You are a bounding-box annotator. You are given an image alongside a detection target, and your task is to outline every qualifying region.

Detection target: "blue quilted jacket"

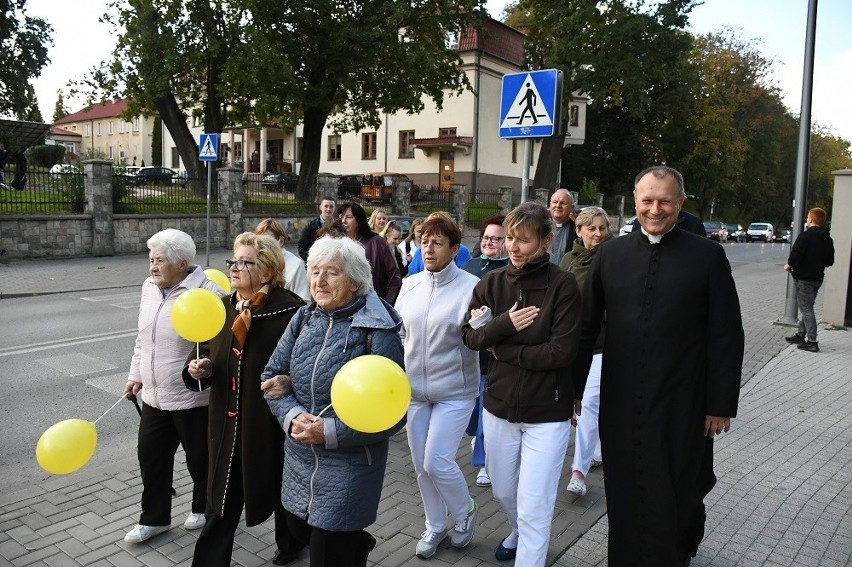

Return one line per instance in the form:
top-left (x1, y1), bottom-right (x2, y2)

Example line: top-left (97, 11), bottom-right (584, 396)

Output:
top-left (263, 291), bottom-right (405, 531)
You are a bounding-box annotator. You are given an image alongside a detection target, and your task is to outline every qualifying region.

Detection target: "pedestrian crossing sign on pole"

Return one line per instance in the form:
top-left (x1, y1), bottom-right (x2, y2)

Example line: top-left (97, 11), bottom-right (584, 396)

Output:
top-left (198, 133), bottom-right (219, 162)
top-left (499, 69), bottom-right (563, 139)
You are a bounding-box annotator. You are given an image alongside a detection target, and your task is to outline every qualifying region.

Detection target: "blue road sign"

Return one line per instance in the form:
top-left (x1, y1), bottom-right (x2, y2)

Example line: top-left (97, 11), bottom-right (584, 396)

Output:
top-left (198, 133), bottom-right (219, 162)
top-left (499, 69), bottom-right (563, 139)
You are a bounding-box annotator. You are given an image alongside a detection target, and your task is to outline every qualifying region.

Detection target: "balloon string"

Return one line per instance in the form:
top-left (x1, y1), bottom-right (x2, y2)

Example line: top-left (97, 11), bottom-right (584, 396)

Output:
top-left (94, 394), bottom-right (128, 424)
top-left (197, 343), bottom-right (201, 391)
top-left (313, 403), bottom-right (333, 423)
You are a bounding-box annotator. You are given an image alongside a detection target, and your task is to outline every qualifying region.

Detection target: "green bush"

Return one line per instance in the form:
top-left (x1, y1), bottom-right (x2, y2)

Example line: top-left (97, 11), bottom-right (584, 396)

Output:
top-left (58, 174), bottom-right (85, 212)
top-left (28, 145), bottom-right (68, 168)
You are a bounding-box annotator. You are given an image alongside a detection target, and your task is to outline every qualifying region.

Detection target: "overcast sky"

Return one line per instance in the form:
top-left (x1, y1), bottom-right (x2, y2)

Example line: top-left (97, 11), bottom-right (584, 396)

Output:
top-left (24, 0), bottom-right (852, 142)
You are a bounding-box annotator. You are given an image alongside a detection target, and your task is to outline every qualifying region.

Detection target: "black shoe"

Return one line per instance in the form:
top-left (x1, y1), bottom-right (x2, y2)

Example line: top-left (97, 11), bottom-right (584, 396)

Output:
top-left (356, 533), bottom-right (377, 567)
top-left (272, 549), bottom-right (301, 565)
top-left (785, 334), bottom-right (805, 344)
top-left (495, 541), bottom-right (517, 561)
top-left (797, 341), bottom-right (820, 352)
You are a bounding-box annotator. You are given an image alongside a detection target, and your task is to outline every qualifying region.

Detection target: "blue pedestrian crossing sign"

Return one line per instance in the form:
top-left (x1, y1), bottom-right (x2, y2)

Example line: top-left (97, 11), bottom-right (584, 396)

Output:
top-left (499, 69), bottom-right (563, 139)
top-left (198, 133), bottom-right (219, 162)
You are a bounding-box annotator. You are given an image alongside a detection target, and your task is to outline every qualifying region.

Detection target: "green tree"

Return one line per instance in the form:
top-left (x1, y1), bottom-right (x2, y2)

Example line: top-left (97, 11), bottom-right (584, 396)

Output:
top-left (0, 0), bottom-right (52, 117)
top-left (229, 0), bottom-right (484, 199)
top-left (512, 0), bottom-right (696, 192)
top-left (807, 127), bottom-right (852, 214)
top-left (53, 89), bottom-right (70, 122)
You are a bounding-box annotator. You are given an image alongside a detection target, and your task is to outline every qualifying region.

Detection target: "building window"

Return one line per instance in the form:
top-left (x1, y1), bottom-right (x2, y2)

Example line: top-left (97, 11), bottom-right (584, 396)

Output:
top-left (328, 135), bottom-right (342, 161)
top-left (133, 117), bottom-right (140, 132)
top-left (119, 121), bottom-right (125, 134)
top-left (362, 132), bottom-right (376, 160)
top-left (171, 147), bottom-right (180, 169)
top-left (108, 121), bottom-right (113, 134)
top-left (438, 127), bottom-right (456, 137)
top-left (96, 123), bottom-right (102, 136)
top-left (399, 130), bottom-right (415, 158)
top-left (84, 124), bottom-right (90, 137)
top-left (108, 146), bottom-right (113, 159)
top-left (511, 140), bottom-right (517, 164)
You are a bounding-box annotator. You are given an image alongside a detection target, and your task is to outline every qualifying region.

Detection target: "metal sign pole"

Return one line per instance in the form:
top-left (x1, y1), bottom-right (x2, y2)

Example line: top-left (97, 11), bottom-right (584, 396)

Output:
top-left (521, 139), bottom-right (532, 203)
top-left (206, 161), bottom-right (212, 266)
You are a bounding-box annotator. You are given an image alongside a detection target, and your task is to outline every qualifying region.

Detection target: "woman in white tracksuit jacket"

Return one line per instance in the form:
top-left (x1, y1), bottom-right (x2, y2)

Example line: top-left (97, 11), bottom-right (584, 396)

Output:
top-left (123, 229), bottom-right (225, 544)
top-left (395, 214), bottom-right (481, 560)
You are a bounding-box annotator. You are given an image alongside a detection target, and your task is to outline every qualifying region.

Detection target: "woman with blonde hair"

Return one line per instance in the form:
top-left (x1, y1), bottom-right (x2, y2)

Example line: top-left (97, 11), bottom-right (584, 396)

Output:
top-left (462, 202), bottom-right (582, 565)
top-left (185, 232), bottom-right (306, 566)
top-left (367, 208), bottom-right (388, 233)
top-left (254, 218), bottom-right (310, 302)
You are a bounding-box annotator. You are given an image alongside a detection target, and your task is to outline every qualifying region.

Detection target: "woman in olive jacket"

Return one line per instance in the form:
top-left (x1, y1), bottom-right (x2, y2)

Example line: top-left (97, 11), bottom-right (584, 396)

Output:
top-left (184, 233), bottom-right (305, 567)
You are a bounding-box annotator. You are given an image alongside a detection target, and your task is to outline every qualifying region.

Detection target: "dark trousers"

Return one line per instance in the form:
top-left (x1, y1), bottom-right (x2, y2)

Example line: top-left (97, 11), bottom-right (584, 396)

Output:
top-left (137, 402), bottom-right (208, 526)
top-left (192, 441), bottom-right (300, 567)
top-left (285, 510), bottom-right (374, 567)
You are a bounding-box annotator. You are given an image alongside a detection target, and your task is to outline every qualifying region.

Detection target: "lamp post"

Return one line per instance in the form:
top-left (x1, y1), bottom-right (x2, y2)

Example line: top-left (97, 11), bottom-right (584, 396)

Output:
top-left (777, 0), bottom-right (818, 326)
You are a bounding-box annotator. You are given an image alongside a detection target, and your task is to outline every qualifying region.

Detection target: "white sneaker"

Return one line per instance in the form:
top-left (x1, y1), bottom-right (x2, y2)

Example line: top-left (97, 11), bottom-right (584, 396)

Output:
top-left (450, 500), bottom-right (478, 548)
top-left (124, 524), bottom-right (169, 543)
top-left (183, 513), bottom-right (206, 530)
top-left (415, 528), bottom-right (449, 558)
top-left (566, 477), bottom-right (587, 496)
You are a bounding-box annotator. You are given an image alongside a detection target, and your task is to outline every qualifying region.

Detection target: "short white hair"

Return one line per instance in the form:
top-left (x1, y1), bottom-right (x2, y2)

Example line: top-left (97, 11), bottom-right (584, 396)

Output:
top-left (307, 237), bottom-right (373, 297)
top-left (146, 229), bottom-right (196, 265)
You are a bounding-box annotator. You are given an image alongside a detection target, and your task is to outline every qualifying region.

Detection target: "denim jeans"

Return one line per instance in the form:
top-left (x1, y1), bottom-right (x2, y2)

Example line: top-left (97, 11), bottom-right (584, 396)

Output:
top-left (795, 279), bottom-right (822, 341)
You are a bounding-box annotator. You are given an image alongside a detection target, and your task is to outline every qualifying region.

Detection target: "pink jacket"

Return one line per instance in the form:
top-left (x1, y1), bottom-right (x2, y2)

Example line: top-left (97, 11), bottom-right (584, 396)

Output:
top-left (128, 265), bottom-right (224, 410)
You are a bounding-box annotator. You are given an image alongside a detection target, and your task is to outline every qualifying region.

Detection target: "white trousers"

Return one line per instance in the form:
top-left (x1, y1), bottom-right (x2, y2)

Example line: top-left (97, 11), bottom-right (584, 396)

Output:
top-left (407, 398), bottom-right (476, 533)
top-left (484, 410), bottom-right (571, 566)
top-left (572, 353), bottom-right (603, 475)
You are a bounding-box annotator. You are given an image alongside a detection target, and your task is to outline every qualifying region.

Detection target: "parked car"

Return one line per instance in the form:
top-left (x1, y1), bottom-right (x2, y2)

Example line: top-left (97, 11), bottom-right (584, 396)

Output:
top-left (726, 223), bottom-right (746, 243)
top-left (773, 228), bottom-right (792, 243)
top-left (703, 220), bottom-right (729, 243)
top-left (50, 163), bottom-right (81, 177)
top-left (619, 216), bottom-right (637, 237)
top-left (362, 172), bottom-right (420, 202)
top-left (128, 166), bottom-right (178, 185)
top-left (171, 170), bottom-right (190, 187)
top-left (338, 174), bottom-right (365, 199)
top-left (746, 222), bottom-right (774, 242)
top-left (261, 172), bottom-right (298, 192)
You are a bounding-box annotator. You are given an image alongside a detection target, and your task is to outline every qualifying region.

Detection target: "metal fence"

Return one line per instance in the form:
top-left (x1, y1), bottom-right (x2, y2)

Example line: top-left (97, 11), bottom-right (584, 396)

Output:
top-left (242, 176), bottom-right (320, 216)
top-left (115, 175), bottom-right (219, 214)
top-left (0, 169), bottom-right (86, 214)
top-left (410, 185), bottom-right (453, 217)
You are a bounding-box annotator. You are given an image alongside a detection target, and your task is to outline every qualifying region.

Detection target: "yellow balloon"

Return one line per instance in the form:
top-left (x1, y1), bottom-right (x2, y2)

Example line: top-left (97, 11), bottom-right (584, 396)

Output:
top-left (204, 268), bottom-right (231, 293)
top-left (171, 288), bottom-right (226, 343)
top-left (330, 355), bottom-right (411, 433)
top-left (36, 419), bottom-right (98, 475)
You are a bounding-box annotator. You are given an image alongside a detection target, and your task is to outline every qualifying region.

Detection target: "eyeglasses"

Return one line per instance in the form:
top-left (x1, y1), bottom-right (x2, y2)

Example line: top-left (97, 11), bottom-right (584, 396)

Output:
top-left (225, 259), bottom-right (256, 271)
top-left (481, 236), bottom-right (505, 243)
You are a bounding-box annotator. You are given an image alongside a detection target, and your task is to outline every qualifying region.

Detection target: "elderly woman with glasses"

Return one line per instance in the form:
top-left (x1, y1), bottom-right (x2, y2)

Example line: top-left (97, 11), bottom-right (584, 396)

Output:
top-left (123, 229), bottom-right (226, 545)
top-left (263, 237), bottom-right (405, 567)
top-left (184, 232), bottom-right (306, 567)
top-left (560, 207), bottom-right (612, 497)
top-left (461, 213), bottom-right (508, 488)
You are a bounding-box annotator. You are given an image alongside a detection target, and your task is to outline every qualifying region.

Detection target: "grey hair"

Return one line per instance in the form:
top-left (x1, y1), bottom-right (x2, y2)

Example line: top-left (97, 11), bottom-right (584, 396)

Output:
top-left (633, 165), bottom-right (686, 197)
top-left (307, 237), bottom-right (374, 297)
top-left (146, 229), bottom-right (196, 264)
top-left (574, 207), bottom-right (609, 229)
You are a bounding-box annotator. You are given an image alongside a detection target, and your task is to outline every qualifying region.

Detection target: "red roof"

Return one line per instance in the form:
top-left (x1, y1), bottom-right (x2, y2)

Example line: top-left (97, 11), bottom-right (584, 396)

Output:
top-left (49, 126), bottom-right (81, 138)
top-left (54, 99), bottom-right (130, 125)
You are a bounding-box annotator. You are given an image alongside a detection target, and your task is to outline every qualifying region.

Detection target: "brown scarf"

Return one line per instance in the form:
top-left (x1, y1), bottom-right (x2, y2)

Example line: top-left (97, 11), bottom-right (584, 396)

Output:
top-left (231, 284), bottom-right (270, 349)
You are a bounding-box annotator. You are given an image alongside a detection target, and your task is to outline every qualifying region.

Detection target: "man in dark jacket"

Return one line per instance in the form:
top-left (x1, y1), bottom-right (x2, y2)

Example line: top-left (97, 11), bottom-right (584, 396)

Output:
top-left (784, 207), bottom-right (835, 352)
top-left (297, 196), bottom-right (335, 260)
top-left (576, 165), bottom-right (743, 566)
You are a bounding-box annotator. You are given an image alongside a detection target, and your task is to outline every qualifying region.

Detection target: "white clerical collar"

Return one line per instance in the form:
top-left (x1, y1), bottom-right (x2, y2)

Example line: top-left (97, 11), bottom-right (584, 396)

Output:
top-left (640, 225), bottom-right (676, 244)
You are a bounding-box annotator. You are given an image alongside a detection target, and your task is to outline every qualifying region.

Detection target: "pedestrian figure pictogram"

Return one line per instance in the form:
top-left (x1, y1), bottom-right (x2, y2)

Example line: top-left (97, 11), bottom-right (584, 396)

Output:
top-left (499, 70), bottom-right (561, 138)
